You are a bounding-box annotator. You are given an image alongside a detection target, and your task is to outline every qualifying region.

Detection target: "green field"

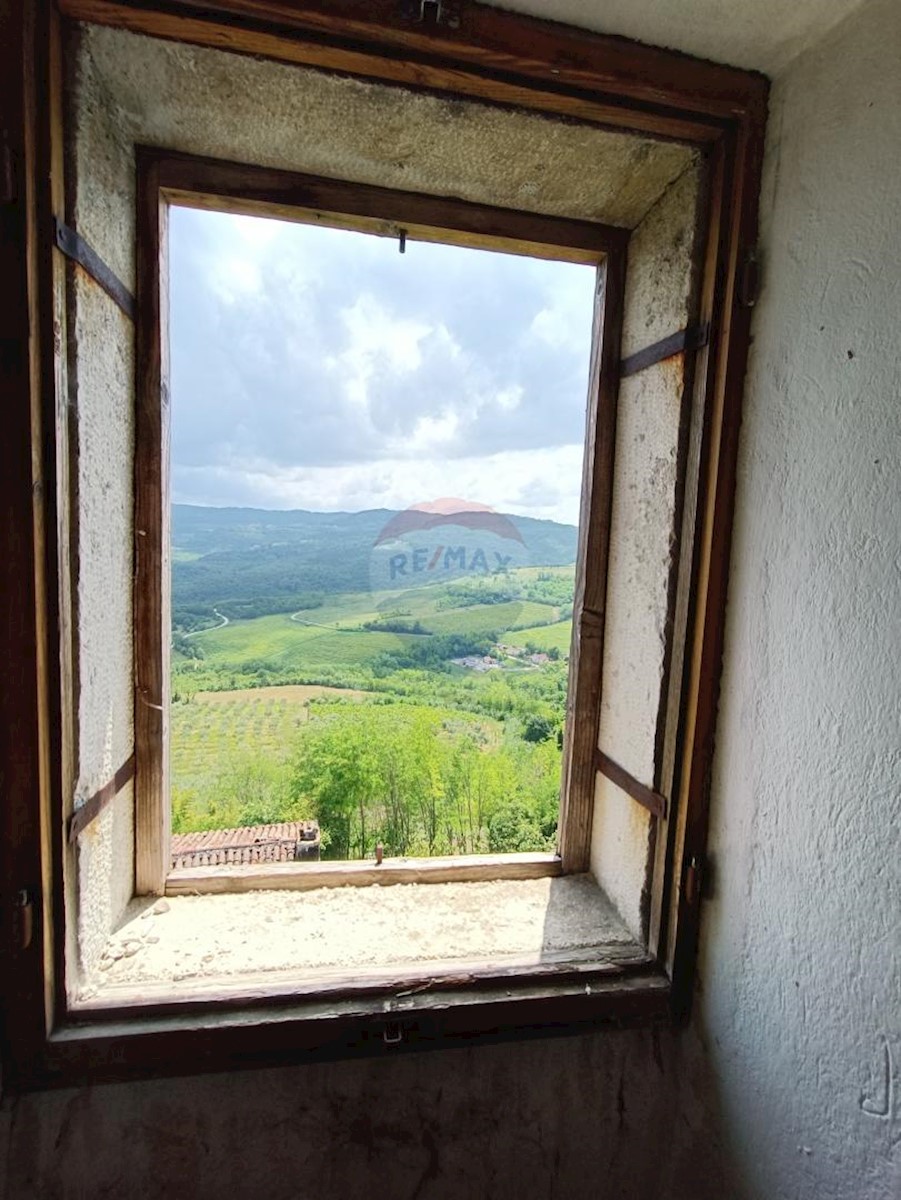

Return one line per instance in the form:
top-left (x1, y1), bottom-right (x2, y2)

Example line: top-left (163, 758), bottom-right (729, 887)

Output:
top-left (182, 584), bottom-right (561, 670)
top-left (171, 686), bottom-right (562, 856)
top-left (190, 613), bottom-right (422, 669)
top-left (168, 683), bottom-right (537, 848)
top-left (170, 559), bottom-right (575, 850)
top-left (419, 599), bottom-right (556, 636)
top-left (171, 684), bottom-right (367, 778)
top-left (503, 619), bottom-right (573, 654)
top-left (171, 684), bottom-right (370, 832)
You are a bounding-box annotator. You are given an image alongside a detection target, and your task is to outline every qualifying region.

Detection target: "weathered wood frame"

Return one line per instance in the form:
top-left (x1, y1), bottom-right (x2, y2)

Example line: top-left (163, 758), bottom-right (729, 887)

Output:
top-left (134, 148), bottom-right (625, 896)
top-left (0, 0), bottom-right (768, 1087)
top-left (167, 850), bottom-right (564, 894)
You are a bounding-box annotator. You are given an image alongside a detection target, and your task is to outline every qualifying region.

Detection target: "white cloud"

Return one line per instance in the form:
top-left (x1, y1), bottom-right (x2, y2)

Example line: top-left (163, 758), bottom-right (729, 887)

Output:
top-left (227, 210), bottom-right (284, 249)
top-left (173, 443), bottom-right (586, 526)
top-left (169, 205), bottom-right (596, 521)
top-left (495, 385), bottom-right (523, 412)
top-left (337, 293), bottom-right (435, 417)
top-left (341, 294), bottom-right (432, 374)
top-left (394, 410), bottom-right (461, 456)
top-left (210, 254), bottom-right (263, 303)
top-left (531, 271), bottom-right (597, 352)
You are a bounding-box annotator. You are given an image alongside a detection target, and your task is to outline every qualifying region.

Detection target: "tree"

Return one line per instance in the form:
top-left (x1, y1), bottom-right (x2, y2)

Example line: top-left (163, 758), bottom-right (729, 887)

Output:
top-left (291, 710), bottom-right (382, 858)
top-left (522, 713), bottom-right (555, 743)
top-left (289, 701), bottom-right (562, 859)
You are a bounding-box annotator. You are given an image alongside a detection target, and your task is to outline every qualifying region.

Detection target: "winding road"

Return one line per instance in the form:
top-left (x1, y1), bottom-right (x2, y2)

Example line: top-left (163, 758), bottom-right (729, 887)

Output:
top-left (184, 608), bottom-right (229, 637)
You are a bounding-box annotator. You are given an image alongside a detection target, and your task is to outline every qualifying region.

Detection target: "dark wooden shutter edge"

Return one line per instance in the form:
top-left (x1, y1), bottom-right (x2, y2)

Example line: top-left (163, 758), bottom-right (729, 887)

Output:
top-left (596, 750), bottom-right (667, 819)
top-left (53, 217), bottom-right (136, 321)
top-left (68, 754), bottom-right (136, 843)
top-left (620, 323), bottom-right (709, 379)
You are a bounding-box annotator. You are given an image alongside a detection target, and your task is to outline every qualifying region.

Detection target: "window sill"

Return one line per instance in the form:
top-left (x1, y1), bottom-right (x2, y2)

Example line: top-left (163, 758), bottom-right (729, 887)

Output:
top-left (43, 964), bottom-right (670, 1087)
top-left (80, 872), bottom-right (631, 999)
top-left (33, 873), bottom-right (671, 1087)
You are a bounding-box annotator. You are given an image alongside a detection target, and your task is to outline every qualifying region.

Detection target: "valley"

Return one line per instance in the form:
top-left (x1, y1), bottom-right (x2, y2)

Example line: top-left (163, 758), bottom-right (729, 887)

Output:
top-left (170, 504), bottom-right (577, 859)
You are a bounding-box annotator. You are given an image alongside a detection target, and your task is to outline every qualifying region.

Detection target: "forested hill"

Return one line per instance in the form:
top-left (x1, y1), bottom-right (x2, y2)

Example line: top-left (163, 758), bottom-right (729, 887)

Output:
top-left (172, 504), bottom-right (577, 618)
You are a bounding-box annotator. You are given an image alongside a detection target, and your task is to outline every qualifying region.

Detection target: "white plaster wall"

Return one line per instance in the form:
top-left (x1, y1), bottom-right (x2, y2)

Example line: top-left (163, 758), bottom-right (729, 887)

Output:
top-left (685, 0), bottom-right (901, 1193)
top-left (591, 359), bottom-right (681, 936)
top-left (68, 28), bottom-right (136, 290)
top-left (488, 0), bottom-right (868, 74)
top-left (620, 167), bottom-right (701, 361)
top-left (68, 216), bottom-right (136, 969)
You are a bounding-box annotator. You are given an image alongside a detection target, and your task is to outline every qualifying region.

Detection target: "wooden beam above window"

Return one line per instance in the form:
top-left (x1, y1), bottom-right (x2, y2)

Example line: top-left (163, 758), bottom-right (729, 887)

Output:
top-left (152, 148), bottom-right (628, 264)
top-left (58, 0), bottom-right (768, 145)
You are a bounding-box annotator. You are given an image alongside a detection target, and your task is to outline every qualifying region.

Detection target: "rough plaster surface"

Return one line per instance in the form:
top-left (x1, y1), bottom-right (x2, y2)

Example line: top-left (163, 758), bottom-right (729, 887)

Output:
top-left (491, 0), bottom-right (867, 73)
top-left (68, 27), bottom-right (136, 291)
top-left (77, 22), bottom-right (695, 234)
top-left (3, 1029), bottom-right (737, 1200)
top-left (14, 2), bottom-right (894, 1197)
top-left (590, 360), bottom-right (683, 938)
top-left (75, 789), bottom-right (134, 980)
top-left (599, 361), bottom-right (682, 785)
top-left (72, 275), bottom-right (134, 797)
top-left (620, 166), bottom-right (701, 358)
top-left (79, 875), bottom-right (633, 995)
top-left (686, 0), bottom-right (901, 1194)
top-left (591, 777), bottom-right (652, 943)
top-left (71, 270), bottom-right (135, 974)
top-left (591, 164), bottom-right (697, 938)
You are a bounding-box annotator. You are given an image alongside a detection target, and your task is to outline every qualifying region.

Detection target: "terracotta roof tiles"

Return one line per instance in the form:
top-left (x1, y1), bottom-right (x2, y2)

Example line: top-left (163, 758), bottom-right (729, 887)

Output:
top-left (170, 821), bottom-right (320, 870)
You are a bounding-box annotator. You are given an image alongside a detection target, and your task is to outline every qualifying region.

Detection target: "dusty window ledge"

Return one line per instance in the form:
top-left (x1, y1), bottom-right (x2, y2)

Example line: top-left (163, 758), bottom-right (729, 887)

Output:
top-left (73, 874), bottom-right (661, 1010)
top-left (75, 943), bottom-right (663, 1014)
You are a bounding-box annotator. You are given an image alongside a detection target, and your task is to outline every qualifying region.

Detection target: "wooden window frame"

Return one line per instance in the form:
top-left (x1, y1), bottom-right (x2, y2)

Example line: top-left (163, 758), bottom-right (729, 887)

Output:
top-left (0, 0), bottom-right (768, 1089)
top-left (134, 148), bottom-right (628, 897)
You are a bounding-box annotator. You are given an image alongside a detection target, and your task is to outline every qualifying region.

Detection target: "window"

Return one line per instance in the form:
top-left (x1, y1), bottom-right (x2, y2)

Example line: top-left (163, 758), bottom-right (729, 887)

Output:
top-left (136, 155), bottom-right (618, 904)
top-left (1, 0), bottom-right (767, 1087)
top-left (89, 153), bottom-right (650, 997)
top-left (165, 202), bottom-right (597, 871)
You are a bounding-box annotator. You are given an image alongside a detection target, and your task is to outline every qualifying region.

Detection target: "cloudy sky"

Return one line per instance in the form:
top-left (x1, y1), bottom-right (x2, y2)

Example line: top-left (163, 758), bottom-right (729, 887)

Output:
top-left (169, 205), bottom-right (596, 526)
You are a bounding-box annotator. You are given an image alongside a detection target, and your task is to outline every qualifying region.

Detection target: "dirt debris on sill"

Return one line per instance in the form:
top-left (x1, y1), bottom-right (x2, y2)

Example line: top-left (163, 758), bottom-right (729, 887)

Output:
top-left (80, 875), bottom-right (634, 998)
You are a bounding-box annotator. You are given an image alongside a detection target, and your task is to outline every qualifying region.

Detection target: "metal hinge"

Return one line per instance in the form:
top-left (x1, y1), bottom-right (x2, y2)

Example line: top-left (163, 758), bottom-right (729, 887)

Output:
top-left (16, 888), bottom-right (35, 949)
top-left (398, 0), bottom-right (461, 29)
top-left (0, 130), bottom-right (16, 205)
top-left (382, 1020), bottom-right (404, 1045)
top-left (683, 854), bottom-right (705, 908)
top-left (737, 245), bottom-right (761, 308)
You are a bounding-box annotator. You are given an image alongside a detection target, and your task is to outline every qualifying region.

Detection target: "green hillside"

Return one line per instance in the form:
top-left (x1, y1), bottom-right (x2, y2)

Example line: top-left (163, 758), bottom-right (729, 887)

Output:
top-left (421, 599), bottom-right (556, 636)
top-left (192, 613), bottom-right (423, 669)
top-left (169, 513), bottom-right (577, 856)
top-left (172, 503), bottom-right (577, 630)
top-left (504, 619), bottom-right (573, 654)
